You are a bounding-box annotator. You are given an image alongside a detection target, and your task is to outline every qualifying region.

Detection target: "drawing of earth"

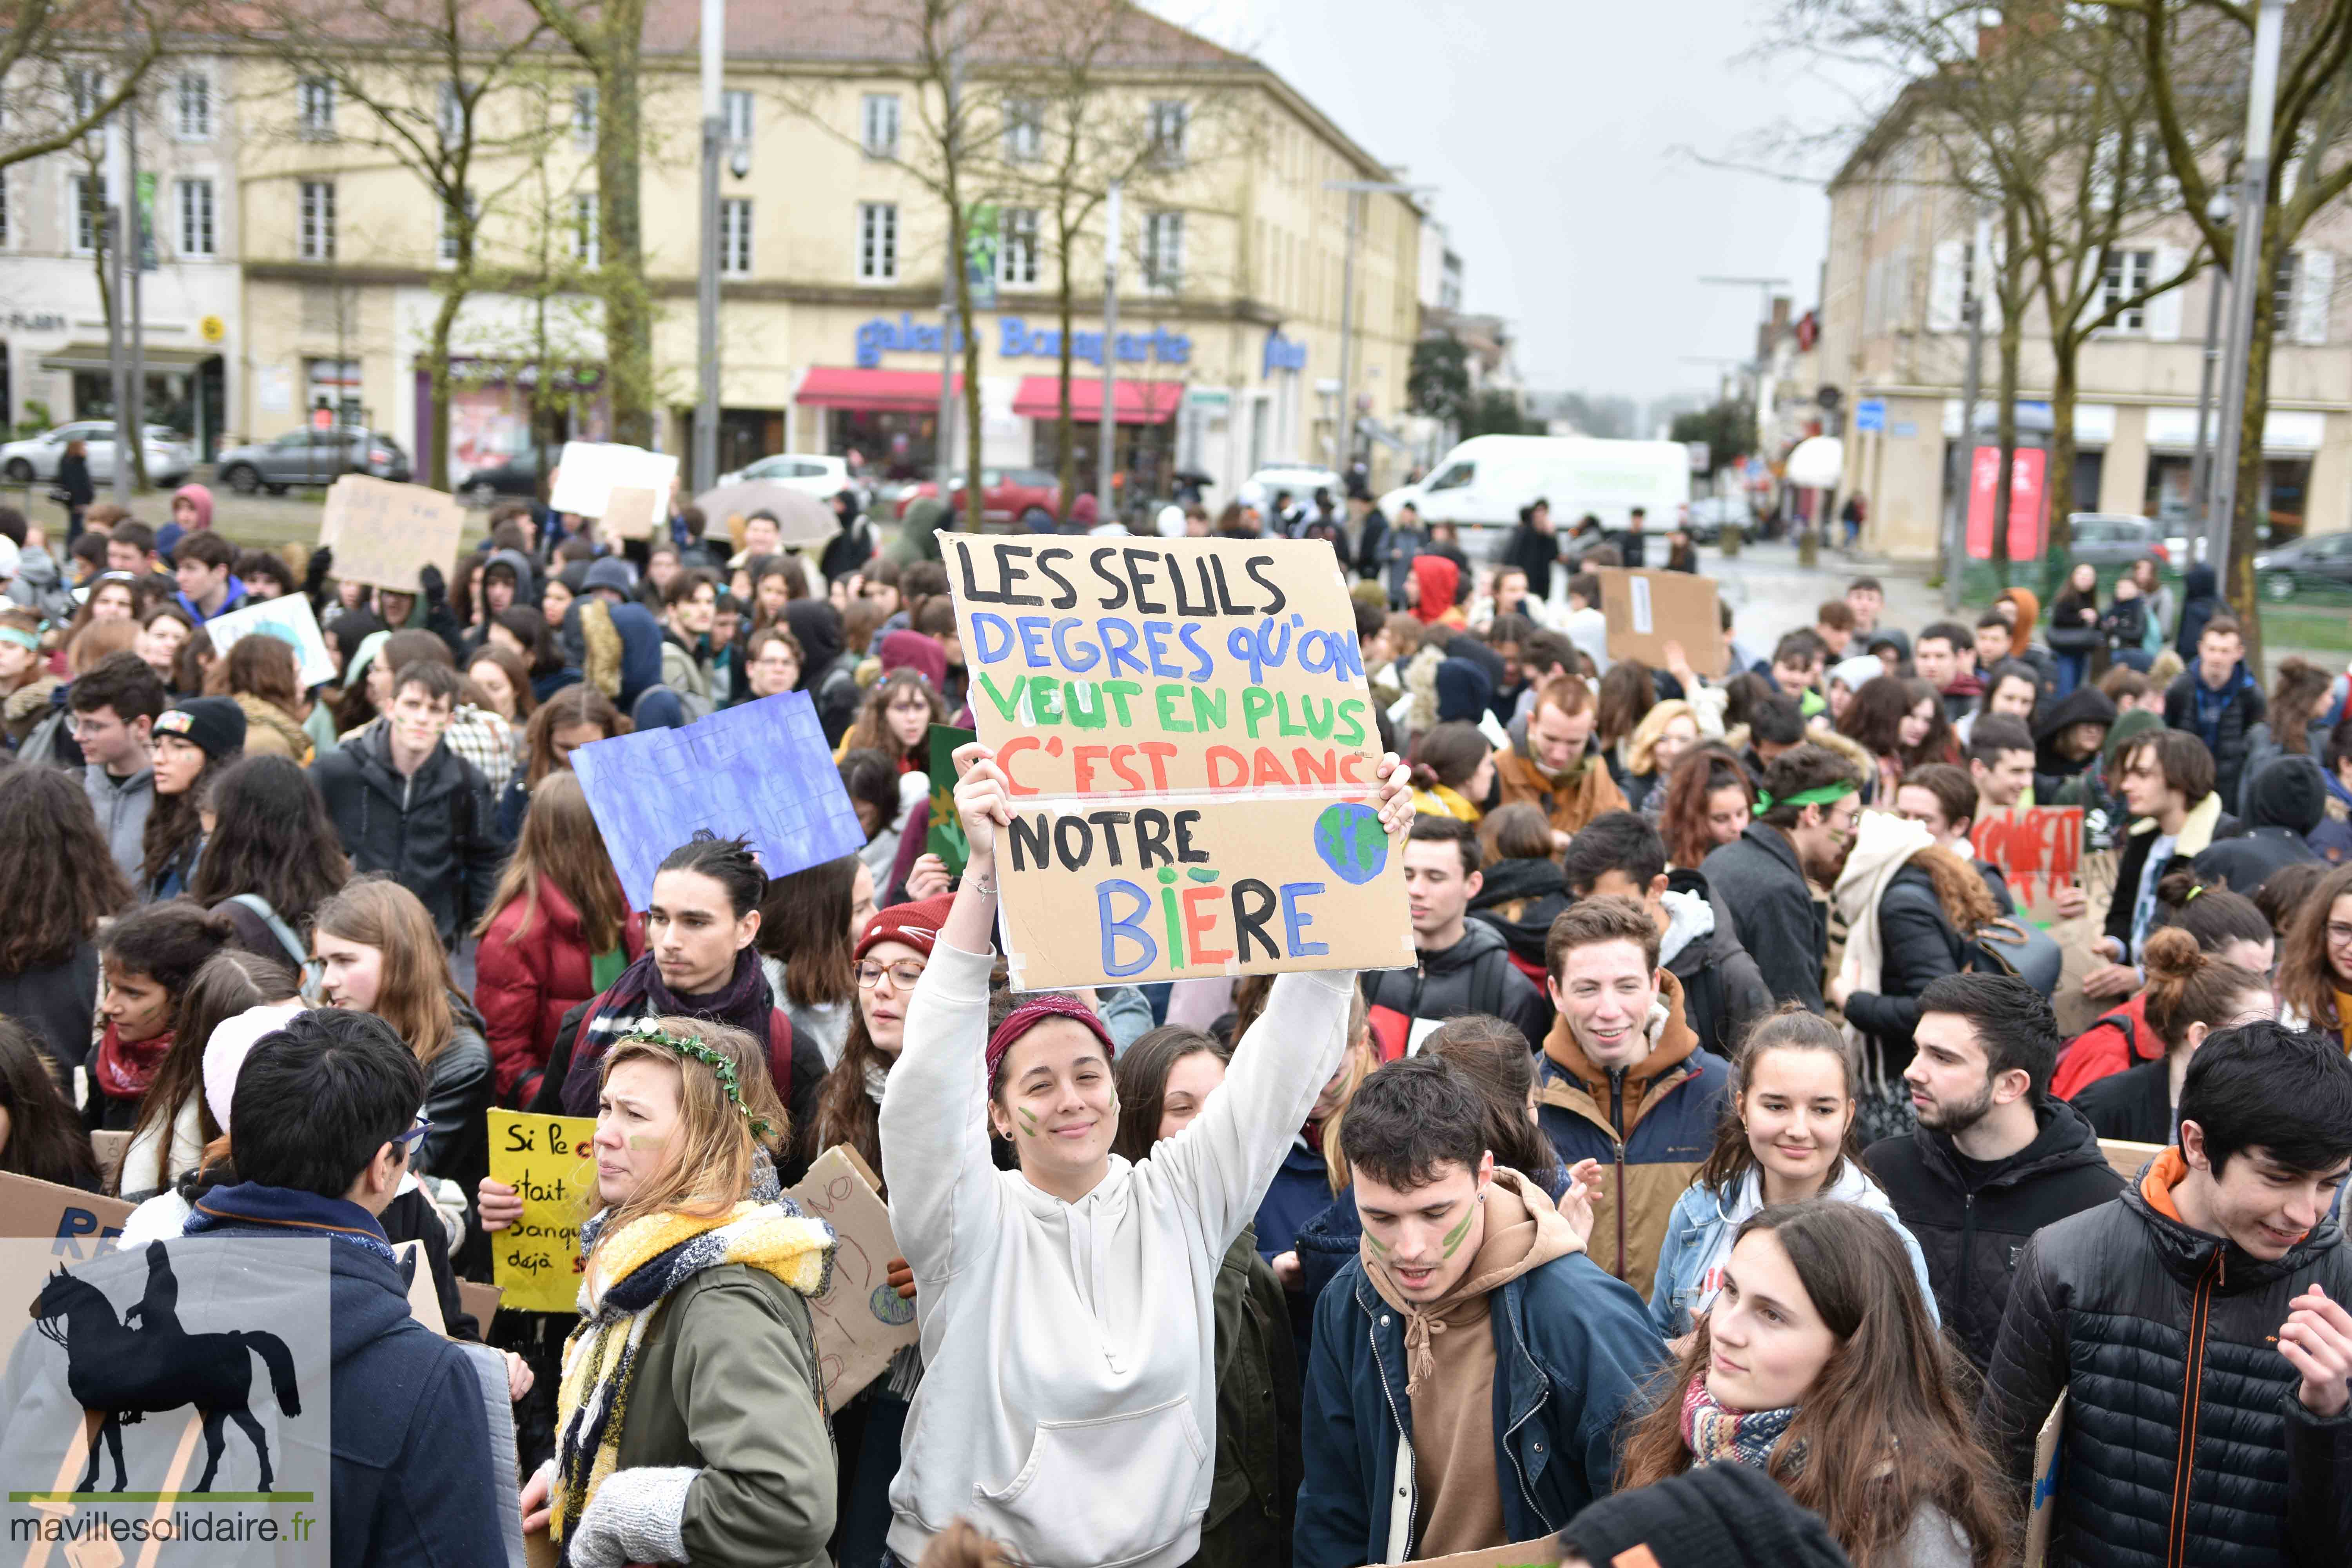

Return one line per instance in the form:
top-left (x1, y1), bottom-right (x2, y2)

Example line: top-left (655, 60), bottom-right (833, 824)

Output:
top-left (870, 1283), bottom-right (916, 1326)
top-left (1312, 802), bottom-right (1388, 885)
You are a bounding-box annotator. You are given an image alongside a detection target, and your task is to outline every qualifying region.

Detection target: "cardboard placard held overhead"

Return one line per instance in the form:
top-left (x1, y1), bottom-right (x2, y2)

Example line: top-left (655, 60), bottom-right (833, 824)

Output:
top-left (548, 440), bottom-right (679, 520)
top-left (88, 1130), bottom-right (131, 1196)
top-left (1595, 566), bottom-right (1725, 676)
top-left (0, 1171), bottom-right (135, 1265)
top-left (1975, 806), bottom-right (2085, 926)
top-left (926, 723), bottom-right (976, 876)
top-left (571, 690), bottom-right (867, 909)
top-left (601, 483), bottom-right (662, 541)
top-left (195, 589), bottom-right (339, 690)
top-left (786, 1146), bottom-right (919, 1405)
top-left (941, 534), bottom-right (1408, 990)
top-left (2025, 1394), bottom-right (2066, 1568)
top-left (318, 473), bottom-right (466, 592)
top-left (487, 1109), bottom-right (596, 1314)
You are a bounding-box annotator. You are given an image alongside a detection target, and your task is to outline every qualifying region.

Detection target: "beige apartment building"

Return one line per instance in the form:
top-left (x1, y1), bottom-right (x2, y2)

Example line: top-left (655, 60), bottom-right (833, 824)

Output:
top-left (1817, 124), bottom-right (2352, 561)
top-left (200, 0), bottom-right (1427, 500)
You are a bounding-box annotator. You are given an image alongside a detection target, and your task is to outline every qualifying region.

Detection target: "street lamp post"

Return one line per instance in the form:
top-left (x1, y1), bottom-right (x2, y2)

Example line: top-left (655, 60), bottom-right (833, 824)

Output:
top-left (693, 0), bottom-right (723, 497)
top-left (1944, 211), bottom-right (1991, 612)
top-left (1098, 180), bottom-right (1120, 524)
top-left (2209, 0), bottom-right (2288, 574)
top-left (1324, 179), bottom-right (1433, 482)
top-left (2188, 192), bottom-right (2232, 527)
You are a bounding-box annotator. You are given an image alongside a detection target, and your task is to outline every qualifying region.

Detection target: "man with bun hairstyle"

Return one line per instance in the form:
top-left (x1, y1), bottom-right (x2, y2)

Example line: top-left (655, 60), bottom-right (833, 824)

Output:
top-left (1697, 744), bottom-right (1863, 1010)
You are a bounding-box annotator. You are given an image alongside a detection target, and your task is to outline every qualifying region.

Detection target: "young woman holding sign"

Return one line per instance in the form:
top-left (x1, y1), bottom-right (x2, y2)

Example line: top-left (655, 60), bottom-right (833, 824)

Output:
top-left (518, 1017), bottom-right (838, 1568)
top-left (877, 740), bottom-right (1411, 1568)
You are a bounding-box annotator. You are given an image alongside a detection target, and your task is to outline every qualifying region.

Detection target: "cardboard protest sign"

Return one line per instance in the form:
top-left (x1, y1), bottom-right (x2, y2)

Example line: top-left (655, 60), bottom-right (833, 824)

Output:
top-left (89, 1130), bottom-right (131, 1195)
top-left (601, 483), bottom-right (662, 541)
top-left (1595, 567), bottom-right (1725, 677)
top-left (572, 690), bottom-right (867, 910)
top-left (926, 723), bottom-right (976, 875)
top-left (1975, 806), bottom-right (2086, 925)
top-left (196, 590), bottom-right (338, 690)
top-left (0, 1171), bottom-right (134, 1264)
top-left (548, 440), bottom-right (679, 520)
top-left (941, 534), bottom-right (1409, 990)
top-left (1406, 1539), bottom-right (1559, 1568)
top-left (396, 1239), bottom-right (447, 1336)
top-left (458, 1279), bottom-right (503, 1329)
top-left (786, 1146), bottom-right (918, 1405)
top-left (2100, 1138), bottom-right (2166, 1181)
top-left (318, 473), bottom-right (466, 592)
top-left (2025, 1393), bottom-right (2066, 1568)
top-left (488, 1110), bottom-right (596, 1314)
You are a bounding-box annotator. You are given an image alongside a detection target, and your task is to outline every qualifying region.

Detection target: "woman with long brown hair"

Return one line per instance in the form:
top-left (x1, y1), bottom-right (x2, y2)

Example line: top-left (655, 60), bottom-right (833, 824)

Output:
top-left (314, 877), bottom-right (492, 1250)
top-left (88, 899), bottom-right (236, 1132)
top-left (475, 770), bottom-right (644, 1105)
top-left (1838, 675), bottom-right (1955, 805)
top-left (0, 766), bottom-right (132, 1068)
top-left (0, 1017), bottom-right (103, 1190)
top-left (118, 949), bottom-right (299, 1198)
top-left (141, 695), bottom-right (245, 900)
top-left (1619, 1201), bottom-right (2008, 1568)
top-left (2238, 655), bottom-right (2336, 817)
top-left (2276, 858), bottom-right (2352, 1051)
top-left (1649, 1009), bottom-right (1933, 1340)
top-left (2073, 926), bottom-right (2274, 1144)
top-left (839, 666), bottom-right (944, 775)
top-left (1657, 745), bottom-right (1754, 870)
top-left (1596, 659), bottom-right (1655, 776)
top-left (186, 753), bottom-right (352, 967)
top-left (755, 853), bottom-right (867, 1070)
top-left (497, 680), bottom-right (628, 839)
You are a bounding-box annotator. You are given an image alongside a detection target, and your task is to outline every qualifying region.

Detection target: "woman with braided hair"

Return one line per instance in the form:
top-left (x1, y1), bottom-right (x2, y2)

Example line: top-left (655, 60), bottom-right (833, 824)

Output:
top-left (517, 1016), bottom-right (839, 1568)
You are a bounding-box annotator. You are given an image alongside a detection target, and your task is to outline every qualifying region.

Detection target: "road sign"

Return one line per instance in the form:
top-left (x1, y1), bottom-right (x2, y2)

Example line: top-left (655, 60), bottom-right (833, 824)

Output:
top-left (1686, 440), bottom-right (1711, 473)
top-left (1854, 398), bottom-right (1887, 433)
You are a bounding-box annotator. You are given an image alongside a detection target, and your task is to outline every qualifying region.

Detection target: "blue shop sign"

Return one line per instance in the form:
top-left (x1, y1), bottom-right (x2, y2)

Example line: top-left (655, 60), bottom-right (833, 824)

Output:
top-left (853, 312), bottom-right (1191, 369)
top-left (1263, 330), bottom-right (1307, 376)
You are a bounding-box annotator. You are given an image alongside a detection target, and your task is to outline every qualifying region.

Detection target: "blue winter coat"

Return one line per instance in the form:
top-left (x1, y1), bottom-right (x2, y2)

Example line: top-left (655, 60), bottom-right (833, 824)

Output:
top-left (1294, 1246), bottom-right (1664, 1568)
top-left (1254, 1138), bottom-right (1334, 1263)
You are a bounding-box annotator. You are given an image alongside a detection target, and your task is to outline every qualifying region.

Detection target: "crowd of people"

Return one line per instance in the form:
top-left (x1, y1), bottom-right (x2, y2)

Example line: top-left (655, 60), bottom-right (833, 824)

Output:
top-left (2, 479), bottom-right (2350, 1568)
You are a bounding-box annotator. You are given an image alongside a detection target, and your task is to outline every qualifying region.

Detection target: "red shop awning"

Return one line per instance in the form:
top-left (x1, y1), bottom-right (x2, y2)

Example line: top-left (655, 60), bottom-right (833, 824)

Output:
top-left (794, 367), bottom-right (960, 412)
top-left (1011, 375), bottom-right (1182, 425)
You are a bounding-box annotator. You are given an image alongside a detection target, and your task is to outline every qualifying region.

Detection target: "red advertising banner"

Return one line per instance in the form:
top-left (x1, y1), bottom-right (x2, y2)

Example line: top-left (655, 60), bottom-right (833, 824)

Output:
top-left (1965, 446), bottom-right (2048, 561)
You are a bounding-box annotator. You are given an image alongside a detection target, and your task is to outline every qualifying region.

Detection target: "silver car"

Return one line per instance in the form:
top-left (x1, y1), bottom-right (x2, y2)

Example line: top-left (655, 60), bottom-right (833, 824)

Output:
top-left (214, 427), bottom-right (411, 493)
top-left (0, 421), bottom-right (194, 486)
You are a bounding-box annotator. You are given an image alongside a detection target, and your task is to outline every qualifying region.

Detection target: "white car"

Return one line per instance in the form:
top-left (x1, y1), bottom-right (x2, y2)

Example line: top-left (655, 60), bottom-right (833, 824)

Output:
top-left (715, 452), bottom-right (851, 497)
top-left (1235, 465), bottom-right (1343, 513)
top-left (0, 421), bottom-right (195, 486)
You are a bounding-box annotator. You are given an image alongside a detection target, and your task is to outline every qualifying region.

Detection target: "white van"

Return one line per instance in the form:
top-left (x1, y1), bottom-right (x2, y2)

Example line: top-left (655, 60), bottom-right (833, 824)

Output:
top-left (1379, 435), bottom-right (1692, 545)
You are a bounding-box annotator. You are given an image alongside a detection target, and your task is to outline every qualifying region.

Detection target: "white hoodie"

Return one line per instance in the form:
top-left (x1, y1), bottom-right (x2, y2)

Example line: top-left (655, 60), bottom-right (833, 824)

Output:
top-left (880, 941), bottom-right (1353, 1568)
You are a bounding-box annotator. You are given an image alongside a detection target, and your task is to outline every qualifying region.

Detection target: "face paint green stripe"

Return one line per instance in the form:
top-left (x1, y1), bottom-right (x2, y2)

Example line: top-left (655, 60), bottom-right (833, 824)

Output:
top-left (1441, 1205), bottom-right (1475, 1258)
top-left (1016, 1107), bottom-right (1040, 1138)
top-left (1363, 1230), bottom-right (1391, 1257)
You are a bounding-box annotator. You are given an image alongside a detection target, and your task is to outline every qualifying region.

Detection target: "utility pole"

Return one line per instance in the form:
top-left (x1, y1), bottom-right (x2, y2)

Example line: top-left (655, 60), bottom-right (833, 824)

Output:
top-left (693, 0), bottom-right (722, 496)
top-left (1945, 212), bottom-right (1990, 612)
top-left (935, 48), bottom-right (961, 492)
top-left (127, 94), bottom-right (146, 493)
top-left (2187, 214), bottom-right (2229, 527)
top-left (1098, 180), bottom-right (1120, 524)
top-left (1325, 179), bottom-right (1434, 481)
top-left (2209, 0), bottom-right (2287, 575)
top-left (107, 113), bottom-right (130, 505)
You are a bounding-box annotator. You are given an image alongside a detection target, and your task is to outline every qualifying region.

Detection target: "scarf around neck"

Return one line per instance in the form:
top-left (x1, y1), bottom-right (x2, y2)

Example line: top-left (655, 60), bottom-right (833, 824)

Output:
top-left (578, 947), bottom-right (775, 1091)
top-left (94, 1021), bottom-right (174, 1101)
top-left (552, 1171), bottom-right (835, 1550)
top-left (1680, 1374), bottom-right (1805, 1477)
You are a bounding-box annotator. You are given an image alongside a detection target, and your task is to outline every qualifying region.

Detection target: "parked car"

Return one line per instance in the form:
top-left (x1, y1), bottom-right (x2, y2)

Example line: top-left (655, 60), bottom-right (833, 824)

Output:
top-left (214, 427), bottom-right (409, 493)
top-left (2256, 532), bottom-right (2352, 600)
top-left (458, 448), bottom-right (543, 506)
top-left (1236, 465), bottom-right (1342, 514)
top-left (716, 452), bottom-right (851, 497)
top-left (896, 467), bottom-right (1062, 524)
top-left (1686, 494), bottom-right (1751, 544)
top-left (2063, 512), bottom-right (2168, 570)
top-left (1, 421), bottom-right (194, 486)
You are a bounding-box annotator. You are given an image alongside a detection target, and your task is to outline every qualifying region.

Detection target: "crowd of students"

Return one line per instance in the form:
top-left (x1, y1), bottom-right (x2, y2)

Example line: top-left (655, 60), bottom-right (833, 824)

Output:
top-left (2, 481), bottom-right (2351, 1568)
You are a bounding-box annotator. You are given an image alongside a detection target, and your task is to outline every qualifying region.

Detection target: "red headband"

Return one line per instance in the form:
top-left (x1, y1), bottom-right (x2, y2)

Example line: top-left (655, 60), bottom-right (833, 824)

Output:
top-left (986, 993), bottom-right (1116, 1083)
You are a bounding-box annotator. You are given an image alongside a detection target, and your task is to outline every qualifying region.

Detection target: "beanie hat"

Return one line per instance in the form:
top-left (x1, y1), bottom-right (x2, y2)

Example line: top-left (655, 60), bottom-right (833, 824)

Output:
top-left (203, 1002), bottom-right (308, 1132)
top-left (1557, 1461), bottom-right (1853, 1568)
top-left (1434, 657), bottom-right (1494, 725)
top-left (152, 695), bottom-right (247, 759)
top-left (2249, 753), bottom-right (2328, 835)
top-left (584, 557), bottom-right (635, 596)
top-left (856, 893), bottom-right (955, 963)
top-left (878, 628), bottom-right (949, 693)
top-left (985, 991), bottom-right (1116, 1085)
top-left (1827, 654), bottom-right (1885, 694)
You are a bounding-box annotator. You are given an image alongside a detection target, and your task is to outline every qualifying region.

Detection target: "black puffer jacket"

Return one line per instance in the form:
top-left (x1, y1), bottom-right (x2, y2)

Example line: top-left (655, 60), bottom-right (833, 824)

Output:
top-left (1363, 916), bottom-right (1550, 1047)
top-left (1840, 864), bottom-right (1964, 1082)
top-left (309, 728), bottom-right (505, 947)
top-left (1980, 1157), bottom-right (2352, 1568)
top-left (1860, 1098), bottom-right (2123, 1372)
top-left (1699, 824), bottom-right (1824, 1011)
top-left (1466, 855), bottom-right (1570, 974)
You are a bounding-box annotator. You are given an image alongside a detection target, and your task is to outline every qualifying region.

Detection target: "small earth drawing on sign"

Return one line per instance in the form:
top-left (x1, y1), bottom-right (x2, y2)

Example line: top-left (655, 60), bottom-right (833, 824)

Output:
top-left (1312, 802), bottom-right (1388, 886)
top-left (869, 1283), bottom-right (916, 1326)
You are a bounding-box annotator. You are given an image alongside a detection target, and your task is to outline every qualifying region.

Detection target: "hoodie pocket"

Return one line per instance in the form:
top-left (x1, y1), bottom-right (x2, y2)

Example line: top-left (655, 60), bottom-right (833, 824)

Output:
top-left (974, 1395), bottom-right (1208, 1568)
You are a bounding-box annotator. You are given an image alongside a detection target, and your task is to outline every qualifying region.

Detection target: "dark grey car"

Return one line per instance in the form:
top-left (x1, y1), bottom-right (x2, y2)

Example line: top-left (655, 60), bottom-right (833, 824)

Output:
top-left (2063, 512), bottom-right (2165, 569)
top-left (214, 428), bottom-right (410, 493)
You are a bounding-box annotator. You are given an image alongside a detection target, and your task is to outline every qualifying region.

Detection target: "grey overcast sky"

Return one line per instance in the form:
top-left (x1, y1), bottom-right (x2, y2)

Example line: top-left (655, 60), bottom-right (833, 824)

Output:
top-left (1146, 0), bottom-right (1870, 408)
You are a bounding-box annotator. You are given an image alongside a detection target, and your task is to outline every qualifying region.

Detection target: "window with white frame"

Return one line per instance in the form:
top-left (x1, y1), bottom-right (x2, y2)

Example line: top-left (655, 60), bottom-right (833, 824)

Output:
top-left (572, 85), bottom-right (598, 151)
top-left (2275, 250), bottom-right (2300, 324)
top-left (861, 93), bottom-right (899, 158)
top-left (1148, 100), bottom-right (1187, 167)
top-left (2099, 247), bottom-right (2153, 332)
top-left (720, 197), bottom-right (751, 276)
top-left (1143, 210), bottom-right (1183, 292)
top-left (1004, 97), bottom-right (1043, 162)
top-left (71, 173), bottom-right (104, 254)
top-left (298, 76), bottom-right (336, 137)
top-left (858, 201), bottom-right (897, 281)
top-left (438, 81), bottom-right (465, 143)
top-left (299, 179), bottom-right (336, 260)
top-left (998, 206), bottom-right (1038, 285)
top-left (723, 89), bottom-right (753, 147)
top-left (436, 189), bottom-right (475, 265)
top-left (175, 72), bottom-right (212, 141)
top-left (176, 177), bottom-right (215, 256)
top-left (572, 192), bottom-right (600, 267)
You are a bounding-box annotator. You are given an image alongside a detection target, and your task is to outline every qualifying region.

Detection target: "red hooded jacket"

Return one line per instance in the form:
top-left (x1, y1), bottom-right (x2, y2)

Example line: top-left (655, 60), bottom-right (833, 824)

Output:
top-left (475, 874), bottom-right (645, 1101)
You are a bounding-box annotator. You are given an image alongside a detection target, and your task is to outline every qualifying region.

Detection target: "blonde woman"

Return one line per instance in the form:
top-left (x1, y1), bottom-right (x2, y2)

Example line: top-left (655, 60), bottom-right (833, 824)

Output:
top-left (1622, 698), bottom-right (1701, 815)
top-left (514, 1018), bottom-right (838, 1568)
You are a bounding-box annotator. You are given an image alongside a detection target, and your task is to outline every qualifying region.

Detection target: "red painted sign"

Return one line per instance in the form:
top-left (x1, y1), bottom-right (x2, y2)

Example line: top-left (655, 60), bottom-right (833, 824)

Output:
top-left (1974, 806), bottom-right (2083, 924)
top-left (1965, 446), bottom-right (2047, 561)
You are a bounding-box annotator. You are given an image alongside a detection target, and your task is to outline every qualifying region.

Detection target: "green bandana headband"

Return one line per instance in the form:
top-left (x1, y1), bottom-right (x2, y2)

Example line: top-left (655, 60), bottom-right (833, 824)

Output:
top-left (616, 1028), bottom-right (775, 1138)
top-left (1753, 779), bottom-right (1858, 812)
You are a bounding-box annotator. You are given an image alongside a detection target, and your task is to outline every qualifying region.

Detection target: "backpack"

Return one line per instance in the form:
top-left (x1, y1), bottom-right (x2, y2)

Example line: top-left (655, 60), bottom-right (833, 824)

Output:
top-left (226, 893), bottom-right (309, 971)
top-left (1964, 915), bottom-right (2063, 998)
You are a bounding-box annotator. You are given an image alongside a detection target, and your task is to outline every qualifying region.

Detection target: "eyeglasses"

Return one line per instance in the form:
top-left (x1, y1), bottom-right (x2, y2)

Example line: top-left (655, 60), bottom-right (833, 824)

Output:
top-left (390, 1117), bottom-right (433, 1154)
top-left (2326, 923), bottom-right (2352, 947)
top-left (857, 959), bottom-right (926, 991)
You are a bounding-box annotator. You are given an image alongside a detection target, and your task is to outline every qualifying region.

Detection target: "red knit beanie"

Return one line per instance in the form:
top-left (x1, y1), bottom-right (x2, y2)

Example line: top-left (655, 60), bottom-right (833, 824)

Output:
top-left (855, 893), bottom-right (955, 962)
top-left (986, 992), bottom-right (1116, 1084)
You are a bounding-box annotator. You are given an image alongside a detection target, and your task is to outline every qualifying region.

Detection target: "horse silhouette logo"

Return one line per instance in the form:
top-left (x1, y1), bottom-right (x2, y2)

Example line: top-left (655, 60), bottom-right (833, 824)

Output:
top-left (31, 1241), bottom-right (302, 1494)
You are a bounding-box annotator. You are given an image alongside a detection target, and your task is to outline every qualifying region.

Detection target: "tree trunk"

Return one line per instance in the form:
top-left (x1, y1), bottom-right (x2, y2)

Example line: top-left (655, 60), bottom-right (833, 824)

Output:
top-left (2228, 226), bottom-right (2284, 680)
top-left (426, 278), bottom-right (464, 491)
top-left (597, 1), bottom-right (652, 449)
top-left (2043, 346), bottom-right (2080, 599)
top-left (1056, 212), bottom-right (1078, 517)
top-left (1992, 305), bottom-right (2024, 591)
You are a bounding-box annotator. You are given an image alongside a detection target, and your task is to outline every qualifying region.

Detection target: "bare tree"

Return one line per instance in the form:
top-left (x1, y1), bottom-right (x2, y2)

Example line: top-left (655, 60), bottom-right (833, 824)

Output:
top-left (0, 0), bottom-right (199, 173)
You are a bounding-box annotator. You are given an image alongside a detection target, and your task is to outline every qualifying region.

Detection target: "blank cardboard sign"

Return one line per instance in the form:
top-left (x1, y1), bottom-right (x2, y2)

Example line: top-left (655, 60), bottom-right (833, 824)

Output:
top-left (319, 474), bottom-right (466, 592)
top-left (1596, 567), bottom-right (1724, 677)
top-left (601, 484), bottom-right (662, 541)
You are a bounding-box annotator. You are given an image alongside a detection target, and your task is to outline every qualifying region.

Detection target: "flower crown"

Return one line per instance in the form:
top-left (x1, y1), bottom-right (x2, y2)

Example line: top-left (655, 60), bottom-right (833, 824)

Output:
top-left (618, 1027), bottom-right (774, 1139)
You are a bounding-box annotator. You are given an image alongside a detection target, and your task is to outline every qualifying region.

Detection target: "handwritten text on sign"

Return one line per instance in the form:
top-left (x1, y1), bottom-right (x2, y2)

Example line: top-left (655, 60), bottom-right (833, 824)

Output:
top-left (1975, 806), bottom-right (2084, 925)
top-left (488, 1110), bottom-right (596, 1313)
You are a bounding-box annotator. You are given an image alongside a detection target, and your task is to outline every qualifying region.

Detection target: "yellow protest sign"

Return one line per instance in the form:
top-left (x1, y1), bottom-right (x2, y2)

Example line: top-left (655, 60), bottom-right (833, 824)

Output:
top-left (488, 1109), bottom-right (596, 1313)
top-left (942, 534), bottom-right (1410, 989)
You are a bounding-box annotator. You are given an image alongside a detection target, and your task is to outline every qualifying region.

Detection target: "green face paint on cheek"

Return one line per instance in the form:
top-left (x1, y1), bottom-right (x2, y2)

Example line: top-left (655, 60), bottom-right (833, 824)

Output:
top-left (1016, 1107), bottom-right (1040, 1138)
top-left (1441, 1205), bottom-right (1475, 1259)
top-left (1363, 1230), bottom-right (1391, 1258)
